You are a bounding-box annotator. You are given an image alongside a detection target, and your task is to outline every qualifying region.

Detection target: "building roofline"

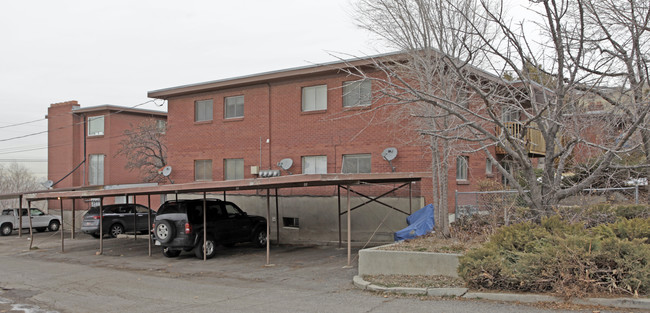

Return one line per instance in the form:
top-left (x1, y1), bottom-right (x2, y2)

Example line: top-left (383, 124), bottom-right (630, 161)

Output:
top-left (147, 51), bottom-right (406, 99)
top-left (72, 104), bottom-right (167, 117)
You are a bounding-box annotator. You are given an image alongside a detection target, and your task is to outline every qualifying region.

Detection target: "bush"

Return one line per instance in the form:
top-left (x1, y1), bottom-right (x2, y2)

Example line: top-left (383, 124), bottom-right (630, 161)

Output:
top-left (458, 216), bottom-right (650, 297)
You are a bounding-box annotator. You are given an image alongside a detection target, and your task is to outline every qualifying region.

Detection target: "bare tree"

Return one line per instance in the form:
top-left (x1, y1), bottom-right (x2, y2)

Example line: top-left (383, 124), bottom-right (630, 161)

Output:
top-left (0, 163), bottom-right (41, 209)
top-left (352, 0), bottom-right (650, 218)
top-left (578, 0), bottom-right (650, 201)
top-left (354, 0), bottom-right (492, 236)
top-left (116, 118), bottom-right (168, 183)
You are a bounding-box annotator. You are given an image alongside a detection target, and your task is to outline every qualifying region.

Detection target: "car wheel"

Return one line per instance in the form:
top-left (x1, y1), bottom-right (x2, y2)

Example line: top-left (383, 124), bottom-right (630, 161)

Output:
top-left (162, 246), bottom-right (181, 258)
top-left (155, 220), bottom-right (175, 244)
top-left (252, 228), bottom-right (267, 248)
top-left (1, 223), bottom-right (12, 236)
top-left (35, 227), bottom-right (47, 232)
top-left (109, 223), bottom-right (124, 238)
top-left (48, 220), bottom-right (60, 232)
top-left (194, 237), bottom-right (217, 259)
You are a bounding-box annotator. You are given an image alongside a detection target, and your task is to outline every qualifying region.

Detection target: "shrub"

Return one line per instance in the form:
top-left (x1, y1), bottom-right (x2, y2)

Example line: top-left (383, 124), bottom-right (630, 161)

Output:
top-left (458, 216), bottom-right (650, 297)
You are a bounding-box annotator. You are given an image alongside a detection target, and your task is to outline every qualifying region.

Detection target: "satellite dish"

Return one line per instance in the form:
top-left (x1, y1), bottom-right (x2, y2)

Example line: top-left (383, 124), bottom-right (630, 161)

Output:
top-left (381, 147), bottom-right (398, 172)
top-left (42, 180), bottom-right (54, 189)
top-left (158, 166), bottom-right (174, 184)
top-left (382, 147), bottom-right (398, 161)
top-left (161, 166), bottom-right (172, 177)
top-left (277, 158), bottom-right (293, 175)
top-left (277, 158), bottom-right (293, 170)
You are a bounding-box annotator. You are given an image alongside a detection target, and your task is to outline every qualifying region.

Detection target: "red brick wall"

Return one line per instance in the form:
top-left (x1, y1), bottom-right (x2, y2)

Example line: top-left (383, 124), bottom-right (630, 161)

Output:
top-left (47, 103), bottom-right (166, 212)
top-left (164, 71), bottom-right (501, 213)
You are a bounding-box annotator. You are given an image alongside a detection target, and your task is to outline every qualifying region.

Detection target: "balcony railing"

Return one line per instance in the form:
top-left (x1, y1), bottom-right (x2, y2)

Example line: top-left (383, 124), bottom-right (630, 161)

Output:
top-left (495, 122), bottom-right (546, 157)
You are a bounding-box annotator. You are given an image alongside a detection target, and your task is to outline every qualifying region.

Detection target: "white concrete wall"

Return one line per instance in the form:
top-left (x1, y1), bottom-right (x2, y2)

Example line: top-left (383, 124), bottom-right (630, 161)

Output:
top-left (166, 193), bottom-right (425, 246)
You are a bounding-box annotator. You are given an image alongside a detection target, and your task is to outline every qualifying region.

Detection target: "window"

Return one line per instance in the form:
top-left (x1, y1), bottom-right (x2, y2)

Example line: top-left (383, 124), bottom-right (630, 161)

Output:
top-left (302, 85), bottom-right (327, 112)
top-left (88, 115), bottom-right (104, 136)
top-left (225, 95), bottom-right (244, 118)
top-left (486, 157), bottom-right (493, 175)
top-left (343, 79), bottom-right (371, 107)
top-left (458, 88), bottom-right (469, 109)
top-left (283, 217), bottom-right (299, 228)
top-left (89, 154), bottom-right (105, 185)
top-left (194, 159), bottom-right (212, 181)
top-left (456, 156), bottom-right (468, 180)
top-left (502, 106), bottom-right (520, 122)
top-left (224, 203), bottom-right (242, 217)
top-left (224, 158), bottom-right (244, 180)
top-left (195, 99), bottom-right (213, 122)
top-left (302, 155), bottom-right (327, 174)
top-left (156, 120), bottom-right (166, 133)
top-left (342, 154), bottom-right (371, 173)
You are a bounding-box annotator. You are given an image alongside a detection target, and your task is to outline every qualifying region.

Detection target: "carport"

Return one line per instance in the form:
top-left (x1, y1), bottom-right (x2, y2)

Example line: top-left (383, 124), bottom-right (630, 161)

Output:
top-left (21, 172), bottom-right (428, 266)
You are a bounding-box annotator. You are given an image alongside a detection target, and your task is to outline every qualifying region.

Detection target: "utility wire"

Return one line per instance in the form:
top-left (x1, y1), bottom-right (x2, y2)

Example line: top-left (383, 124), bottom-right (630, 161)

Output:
top-left (0, 99), bottom-right (163, 144)
top-left (0, 118), bottom-right (46, 129)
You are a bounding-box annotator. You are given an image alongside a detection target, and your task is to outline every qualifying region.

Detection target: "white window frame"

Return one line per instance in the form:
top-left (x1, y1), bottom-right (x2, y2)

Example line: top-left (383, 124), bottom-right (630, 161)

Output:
top-left (302, 85), bottom-right (327, 112)
top-left (88, 154), bottom-right (105, 185)
top-left (224, 95), bottom-right (244, 119)
top-left (302, 155), bottom-right (327, 174)
top-left (486, 157), bottom-right (493, 175)
top-left (195, 99), bottom-right (213, 122)
top-left (343, 79), bottom-right (372, 107)
top-left (342, 154), bottom-right (371, 174)
top-left (88, 115), bottom-right (105, 136)
top-left (456, 156), bottom-right (469, 180)
top-left (194, 159), bottom-right (212, 181)
top-left (224, 158), bottom-right (244, 180)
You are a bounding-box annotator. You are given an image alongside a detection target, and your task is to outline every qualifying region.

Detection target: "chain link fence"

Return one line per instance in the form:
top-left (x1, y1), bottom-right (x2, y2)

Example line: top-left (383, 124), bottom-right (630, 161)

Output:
top-left (454, 186), bottom-right (642, 223)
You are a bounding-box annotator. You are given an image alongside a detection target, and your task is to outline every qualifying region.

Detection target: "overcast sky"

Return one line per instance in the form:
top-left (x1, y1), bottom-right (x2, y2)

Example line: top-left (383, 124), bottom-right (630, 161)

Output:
top-left (0, 0), bottom-right (378, 178)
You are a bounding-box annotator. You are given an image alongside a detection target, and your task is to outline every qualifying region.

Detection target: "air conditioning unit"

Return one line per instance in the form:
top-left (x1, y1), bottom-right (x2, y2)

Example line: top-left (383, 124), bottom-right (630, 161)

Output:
top-left (250, 166), bottom-right (259, 175)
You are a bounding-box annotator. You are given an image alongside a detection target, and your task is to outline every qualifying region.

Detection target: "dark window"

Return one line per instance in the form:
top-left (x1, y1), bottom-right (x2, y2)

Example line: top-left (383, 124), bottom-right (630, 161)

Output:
top-left (283, 217), bottom-right (299, 228)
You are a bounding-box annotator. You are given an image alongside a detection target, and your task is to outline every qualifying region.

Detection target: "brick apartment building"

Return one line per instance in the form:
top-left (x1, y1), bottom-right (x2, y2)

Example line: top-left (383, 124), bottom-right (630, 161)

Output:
top-left (46, 101), bottom-right (167, 220)
top-left (145, 54), bottom-right (514, 244)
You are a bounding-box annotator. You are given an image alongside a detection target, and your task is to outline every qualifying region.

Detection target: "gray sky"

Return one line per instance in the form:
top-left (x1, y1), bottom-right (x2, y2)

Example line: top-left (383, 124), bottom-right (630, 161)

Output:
top-left (0, 0), bottom-right (377, 179)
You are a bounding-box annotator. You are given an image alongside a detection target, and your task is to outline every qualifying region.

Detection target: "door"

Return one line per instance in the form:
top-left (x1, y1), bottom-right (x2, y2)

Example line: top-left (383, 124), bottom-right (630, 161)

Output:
top-left (29, 209), bottom-right (50, 228)
top-left (223, 203), bottom-right (251, 241)
top-left (134, 205), bottom-right (151, 232)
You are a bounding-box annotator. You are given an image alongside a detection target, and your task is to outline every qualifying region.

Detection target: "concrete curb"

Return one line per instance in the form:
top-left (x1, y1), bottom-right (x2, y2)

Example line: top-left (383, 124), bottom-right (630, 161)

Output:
top-left (352, 276), bottom-right (650, 310)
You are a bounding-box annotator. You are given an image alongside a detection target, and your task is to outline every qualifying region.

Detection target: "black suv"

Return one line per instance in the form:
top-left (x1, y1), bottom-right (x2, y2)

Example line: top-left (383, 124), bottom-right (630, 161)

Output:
top-left (153, 199), bottom-right (267, 259)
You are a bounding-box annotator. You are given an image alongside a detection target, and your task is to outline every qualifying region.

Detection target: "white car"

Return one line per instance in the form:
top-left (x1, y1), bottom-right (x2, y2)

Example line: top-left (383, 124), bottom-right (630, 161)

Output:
top-left (0, 208), bottom-right (61, 236)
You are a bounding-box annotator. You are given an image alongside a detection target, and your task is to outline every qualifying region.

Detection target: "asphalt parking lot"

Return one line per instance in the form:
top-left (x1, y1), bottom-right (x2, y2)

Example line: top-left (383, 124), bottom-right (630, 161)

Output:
top-left (0, 231), bottom-right (638, 313)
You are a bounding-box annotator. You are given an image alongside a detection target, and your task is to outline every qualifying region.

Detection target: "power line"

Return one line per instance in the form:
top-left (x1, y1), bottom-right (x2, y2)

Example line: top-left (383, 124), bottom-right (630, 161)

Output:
top-left (0, 118), bottom-right (47, 129)
top-left (0, 99), bottom-right (163, 145)
top-left (0, 159), bottom-right (47, 162)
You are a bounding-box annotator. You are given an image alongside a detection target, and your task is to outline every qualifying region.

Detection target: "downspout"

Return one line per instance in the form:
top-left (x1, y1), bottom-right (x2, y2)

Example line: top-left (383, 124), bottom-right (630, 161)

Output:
top-left (267, 82), bottom-right (272, 169)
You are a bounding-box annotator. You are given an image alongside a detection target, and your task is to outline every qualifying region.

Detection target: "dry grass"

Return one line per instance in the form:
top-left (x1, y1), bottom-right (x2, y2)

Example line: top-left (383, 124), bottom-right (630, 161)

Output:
top-left (362, 274), bottom-right (465, 288)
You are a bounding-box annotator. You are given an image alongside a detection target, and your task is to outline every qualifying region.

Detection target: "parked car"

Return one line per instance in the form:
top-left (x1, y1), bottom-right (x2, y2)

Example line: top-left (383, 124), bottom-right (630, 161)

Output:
top-left (153, 199), bottom-right (267, 259)
top-left (0, 208), bottom-right (61, 236)
top-left (81, 204), bottom-right (156, 238)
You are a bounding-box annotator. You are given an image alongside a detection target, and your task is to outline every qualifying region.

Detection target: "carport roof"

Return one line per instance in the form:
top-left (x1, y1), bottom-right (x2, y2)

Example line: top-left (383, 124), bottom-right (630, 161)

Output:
top-left (25, 172), bottom-right (430, 201)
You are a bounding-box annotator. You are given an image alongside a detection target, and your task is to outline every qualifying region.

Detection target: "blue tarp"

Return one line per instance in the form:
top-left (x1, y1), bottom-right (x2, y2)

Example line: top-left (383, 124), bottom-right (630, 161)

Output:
top-left (394, 204), bottom-right (435, 241)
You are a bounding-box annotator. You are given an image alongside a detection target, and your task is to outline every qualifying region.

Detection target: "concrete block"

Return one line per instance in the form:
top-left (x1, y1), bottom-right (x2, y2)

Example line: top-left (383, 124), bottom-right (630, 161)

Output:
top-left (352, 276), bottom-right (370, 290)
top-left (572, 297), bottom-right (650, 310)
top-left (366, 284), bottom-right (388, 292)
top-left (358, 243), bottom-right (461, 277)
top-left (463, 292), bottom-right (560, 303)
top-left (427, 288), bottom-right (468, 297)
top-left (386, 287), bottom-right (427, 295)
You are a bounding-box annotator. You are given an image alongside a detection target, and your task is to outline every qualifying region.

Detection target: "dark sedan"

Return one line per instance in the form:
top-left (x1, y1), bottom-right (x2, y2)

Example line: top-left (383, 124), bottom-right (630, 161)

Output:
top-left (81, 204), bottom-right (156, 238)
